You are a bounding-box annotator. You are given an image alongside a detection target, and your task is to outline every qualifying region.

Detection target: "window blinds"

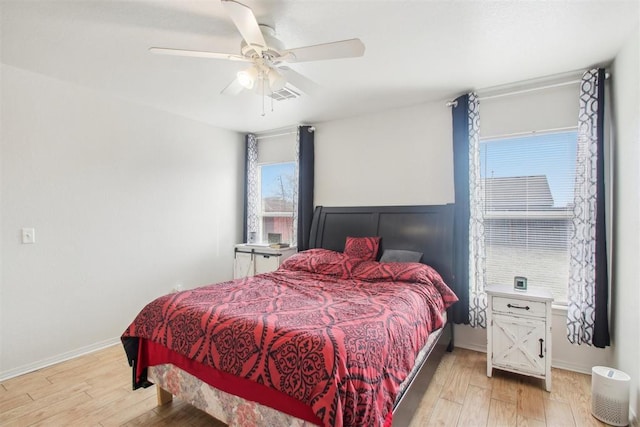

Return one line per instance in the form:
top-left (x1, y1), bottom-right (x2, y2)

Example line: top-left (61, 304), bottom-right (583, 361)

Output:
top-left (480, 131), bottom-right (577, 303)
top-left (479, 81), bottom-right (579, 303)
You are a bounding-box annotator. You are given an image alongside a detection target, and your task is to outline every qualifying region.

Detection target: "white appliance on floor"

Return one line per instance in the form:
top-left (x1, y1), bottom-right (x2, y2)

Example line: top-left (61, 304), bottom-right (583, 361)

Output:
top-left (591, 366), bottom-right (630, 426)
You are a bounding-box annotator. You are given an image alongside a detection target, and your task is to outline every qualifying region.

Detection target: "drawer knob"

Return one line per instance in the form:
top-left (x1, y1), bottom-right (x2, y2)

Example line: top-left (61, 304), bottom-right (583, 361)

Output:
top-left (507, 303), bottom-right (530, 310)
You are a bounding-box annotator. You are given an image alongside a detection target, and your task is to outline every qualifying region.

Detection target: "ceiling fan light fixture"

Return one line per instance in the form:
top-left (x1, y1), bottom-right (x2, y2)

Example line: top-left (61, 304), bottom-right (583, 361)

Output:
top-left (237, 66), bottom-right (258, 89)
top-left (267, 68), bottom-right (286, 92)
top-left (252, 78), bottom-right (266, 95)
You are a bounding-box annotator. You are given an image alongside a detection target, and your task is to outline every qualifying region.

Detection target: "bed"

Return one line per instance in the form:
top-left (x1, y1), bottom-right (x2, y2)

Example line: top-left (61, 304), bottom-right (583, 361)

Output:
top-left (122, 204), bottom-right (457, 426)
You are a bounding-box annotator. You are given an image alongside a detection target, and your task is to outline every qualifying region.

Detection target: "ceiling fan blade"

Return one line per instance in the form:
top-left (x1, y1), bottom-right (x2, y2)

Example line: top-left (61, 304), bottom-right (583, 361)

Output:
top-left (283, 38), bottom-right (365, 63)
top-left (221, 0), bottom-right (266, 52)
top-left (149, 47), bottom-right (249, 62)
top-left (221, 78), bottom-right (245, 95)
top-left (279, 66), bottom-right (319, 96)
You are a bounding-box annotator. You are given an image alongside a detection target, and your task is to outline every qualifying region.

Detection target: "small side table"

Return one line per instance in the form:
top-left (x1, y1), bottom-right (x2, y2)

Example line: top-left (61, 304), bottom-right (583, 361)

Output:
top-left (233, 244), bottom-right (297, 279)
top-left (486, 284), bottom-right (553, 391)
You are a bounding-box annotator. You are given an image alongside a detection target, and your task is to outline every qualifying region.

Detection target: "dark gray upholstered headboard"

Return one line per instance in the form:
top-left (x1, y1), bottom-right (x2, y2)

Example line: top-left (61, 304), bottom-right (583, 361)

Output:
top-left (308, 204), bottom-right (455, 286)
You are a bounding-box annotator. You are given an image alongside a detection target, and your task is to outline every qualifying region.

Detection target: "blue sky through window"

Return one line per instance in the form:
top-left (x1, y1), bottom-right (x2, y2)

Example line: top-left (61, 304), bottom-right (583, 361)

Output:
top-left (261, 162), bottom-right (295, 198)
top-left (480, 131), bottom-right (577, 208)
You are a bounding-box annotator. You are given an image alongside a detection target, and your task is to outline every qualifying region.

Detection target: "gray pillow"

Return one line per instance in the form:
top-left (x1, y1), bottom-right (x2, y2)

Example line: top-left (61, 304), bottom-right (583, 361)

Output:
top-left (379, 249), bottom-right (423, 263)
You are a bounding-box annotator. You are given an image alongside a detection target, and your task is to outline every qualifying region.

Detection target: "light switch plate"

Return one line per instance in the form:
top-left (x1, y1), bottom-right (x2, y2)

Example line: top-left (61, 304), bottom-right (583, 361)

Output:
top-left (21, 228), bottom-right (35, 244)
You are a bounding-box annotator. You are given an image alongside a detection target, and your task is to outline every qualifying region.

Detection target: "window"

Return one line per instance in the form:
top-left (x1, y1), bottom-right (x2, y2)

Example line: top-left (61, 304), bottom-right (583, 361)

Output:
top-left (258, 162), bottom-right (296, 244)
top-left (245, 131), bottom-right (298, 246)
top-left (480, 130), bottom-right (577, 303)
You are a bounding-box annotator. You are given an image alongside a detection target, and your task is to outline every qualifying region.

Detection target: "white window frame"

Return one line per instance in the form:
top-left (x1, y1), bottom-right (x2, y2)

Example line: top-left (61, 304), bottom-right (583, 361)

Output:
top-left (479, 129), bottom-right (579, 305)
top-left (255, 161), bottom-right (296, 245)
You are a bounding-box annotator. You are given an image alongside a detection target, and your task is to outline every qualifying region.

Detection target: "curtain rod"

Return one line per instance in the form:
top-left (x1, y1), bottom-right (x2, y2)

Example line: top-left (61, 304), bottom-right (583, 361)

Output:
top-left (254, 126), bottom-right (314, 140)
top-left (479, 79), bottom-right (581, 101)
top-left (445, 79), bottom-right (578, 107)
top-left (255, 131), bottom-right (297, 141)
top-left (446, 71), bottom-right (610, 107)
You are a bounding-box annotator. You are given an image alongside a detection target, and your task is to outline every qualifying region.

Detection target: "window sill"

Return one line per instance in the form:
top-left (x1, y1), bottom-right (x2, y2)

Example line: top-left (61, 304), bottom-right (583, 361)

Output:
top-left (552, 303), bottom-right (568, 315)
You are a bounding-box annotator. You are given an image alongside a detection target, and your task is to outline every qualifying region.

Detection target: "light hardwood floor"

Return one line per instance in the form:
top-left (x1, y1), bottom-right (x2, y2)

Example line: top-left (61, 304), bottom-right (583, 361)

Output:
top-left (0, 345), bottom-right (608, 426)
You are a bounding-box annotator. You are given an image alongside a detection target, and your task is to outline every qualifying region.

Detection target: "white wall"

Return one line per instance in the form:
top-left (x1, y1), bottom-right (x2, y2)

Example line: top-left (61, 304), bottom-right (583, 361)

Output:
top-left (0, 65), bottom-right (244, 379)
top-left (611, 24), bottom-right (640, 423)
top-left (314, 95), bottom-right (613, 374)
top-left (315, 101), bottom-right (454, 207)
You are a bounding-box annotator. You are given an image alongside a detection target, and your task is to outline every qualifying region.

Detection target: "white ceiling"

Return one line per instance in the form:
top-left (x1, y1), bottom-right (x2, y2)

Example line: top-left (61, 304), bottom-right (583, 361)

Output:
top-left (1, 0), bottom-right (638, 133)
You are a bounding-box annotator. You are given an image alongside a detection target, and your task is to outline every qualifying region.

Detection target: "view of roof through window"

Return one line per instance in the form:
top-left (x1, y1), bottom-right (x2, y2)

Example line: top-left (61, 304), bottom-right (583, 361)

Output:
top-left (480, 130), bottom-right (578, 303)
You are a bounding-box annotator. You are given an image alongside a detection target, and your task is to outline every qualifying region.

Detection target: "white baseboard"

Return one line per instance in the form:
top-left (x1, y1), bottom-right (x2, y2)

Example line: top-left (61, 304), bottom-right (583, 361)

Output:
top-left (551, 359), bottom-right (593, 375)
top-left (454, 343), bottom-right (593, 375)
top-left (454, 342), bottom-right (486, 354)
top-left (0, 337), bottom-right (121, 382)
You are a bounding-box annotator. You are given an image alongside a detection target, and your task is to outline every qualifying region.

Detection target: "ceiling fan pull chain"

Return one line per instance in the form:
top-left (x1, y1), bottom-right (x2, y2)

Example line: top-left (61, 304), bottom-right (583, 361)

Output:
top-left (261, 78), bottom-right (266, 116)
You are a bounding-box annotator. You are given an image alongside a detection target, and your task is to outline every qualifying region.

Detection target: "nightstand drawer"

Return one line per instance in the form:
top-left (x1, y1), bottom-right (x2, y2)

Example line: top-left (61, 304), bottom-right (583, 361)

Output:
top-left (492, 296), bottom-right (547, 318)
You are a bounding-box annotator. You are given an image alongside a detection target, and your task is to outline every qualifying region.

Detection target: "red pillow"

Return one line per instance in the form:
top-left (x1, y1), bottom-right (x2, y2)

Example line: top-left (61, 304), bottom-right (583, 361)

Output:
top-left (343, 236), bottom-right (381, 261)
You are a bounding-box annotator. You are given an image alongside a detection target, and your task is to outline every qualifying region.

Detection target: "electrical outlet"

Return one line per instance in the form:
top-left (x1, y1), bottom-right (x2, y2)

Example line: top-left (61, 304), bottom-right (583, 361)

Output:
top-left (21, 228), bottom-right (35, 244)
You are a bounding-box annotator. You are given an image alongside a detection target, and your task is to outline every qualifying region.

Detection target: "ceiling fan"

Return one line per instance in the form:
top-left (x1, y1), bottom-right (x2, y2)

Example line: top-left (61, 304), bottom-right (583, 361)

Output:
top-left (150, 0), bottom-right (365, 99)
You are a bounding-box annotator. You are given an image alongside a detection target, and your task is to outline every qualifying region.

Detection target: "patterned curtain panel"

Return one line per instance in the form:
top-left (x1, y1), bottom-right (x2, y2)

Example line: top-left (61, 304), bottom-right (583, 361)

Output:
top-left (292, 129), bottom-right (300, 248)
top-left (467, 93), bottom-right (487, 328)
top-left (245, 134), bottom-right (260, 243)
top-left (451, 93), bottom-right (486, 327)
top-left (567, 68), bottom-right (609, 347)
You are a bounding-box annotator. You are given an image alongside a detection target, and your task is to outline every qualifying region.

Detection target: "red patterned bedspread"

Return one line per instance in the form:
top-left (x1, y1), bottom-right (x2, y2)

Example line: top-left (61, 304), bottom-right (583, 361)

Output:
top-left (122, 250), bottom-right (457, 427)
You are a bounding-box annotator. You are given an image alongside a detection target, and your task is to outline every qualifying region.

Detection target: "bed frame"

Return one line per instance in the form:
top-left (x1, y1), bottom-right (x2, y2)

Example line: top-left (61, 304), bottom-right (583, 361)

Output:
top-left (308, 204), bottom-right (455, 426)
top-left (150, 204), bottom-right (456, 426)
top-left (308, 204), bottom-right (454, 285)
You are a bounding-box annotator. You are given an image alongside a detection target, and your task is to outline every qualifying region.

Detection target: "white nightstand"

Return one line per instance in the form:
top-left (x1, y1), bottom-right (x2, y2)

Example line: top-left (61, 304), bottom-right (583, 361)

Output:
top-left (233, 244), bottom-right (297, 279)
top-left (486, 284), bottom-right (553, 391)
